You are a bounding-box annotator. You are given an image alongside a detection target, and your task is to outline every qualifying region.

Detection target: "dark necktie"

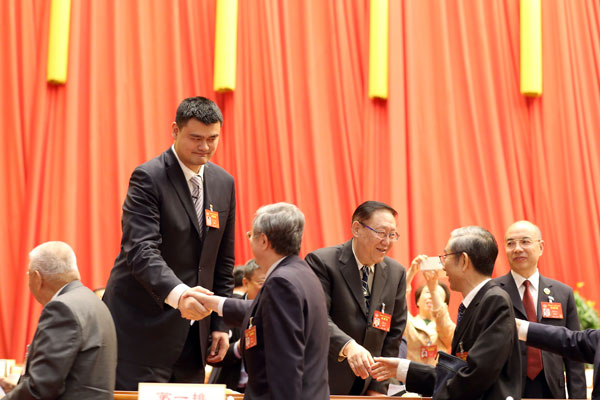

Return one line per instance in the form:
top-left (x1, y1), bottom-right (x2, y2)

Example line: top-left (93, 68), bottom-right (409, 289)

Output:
top-left (190, 175), bottom-right (204, 237)
top-left (456, 303), bottom-right (466, 327)
top-left (361, 266), bottom-right (370, 310)
top-left (523, 280), bottom-right (543, 379)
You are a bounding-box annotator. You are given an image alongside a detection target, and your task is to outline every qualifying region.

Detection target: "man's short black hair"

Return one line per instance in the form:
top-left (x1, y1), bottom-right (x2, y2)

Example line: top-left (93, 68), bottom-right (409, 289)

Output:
top-left (351, 201), bottom-right (397, 222)
top-left (175, 96), bottom-right (223, 127)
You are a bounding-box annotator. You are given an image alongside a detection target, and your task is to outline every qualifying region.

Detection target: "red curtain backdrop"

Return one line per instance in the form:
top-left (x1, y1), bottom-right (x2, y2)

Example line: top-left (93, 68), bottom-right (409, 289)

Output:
top-left (1, 0), bottom-right (599, 361)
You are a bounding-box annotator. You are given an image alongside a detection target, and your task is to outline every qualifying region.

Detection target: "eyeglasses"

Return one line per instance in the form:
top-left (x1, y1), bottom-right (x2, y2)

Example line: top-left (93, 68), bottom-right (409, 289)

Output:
top-left (505, 238), bottom-right (541, 250)
top-left (358, 221), bottom-right (399, 241)
top-left (438, 251), bottom-right (463, 264)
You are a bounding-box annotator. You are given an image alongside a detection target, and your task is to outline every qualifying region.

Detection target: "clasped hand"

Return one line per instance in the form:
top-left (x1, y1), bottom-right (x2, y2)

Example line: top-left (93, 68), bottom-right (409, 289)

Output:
top-left (178, 286), bottom-right (220, 321)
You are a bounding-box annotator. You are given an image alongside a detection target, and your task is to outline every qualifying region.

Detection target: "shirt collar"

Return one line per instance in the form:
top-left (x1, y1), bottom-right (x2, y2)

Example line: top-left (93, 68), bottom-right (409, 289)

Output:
top-left (265, 256), bottom-right (286, 279)
top-left (171, 145), bottom-right (205, 181)
top-left (510, 269), bottom-right (540, 290)
top-left (351, 239), bottom-right (374, 273)
top-left (462, 278), bottom-right (491, 308)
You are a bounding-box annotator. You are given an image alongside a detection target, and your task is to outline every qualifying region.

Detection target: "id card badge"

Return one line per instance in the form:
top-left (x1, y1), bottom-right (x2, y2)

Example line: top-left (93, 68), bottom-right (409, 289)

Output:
top-left (205, 206), bottom-right (220, 229)
top-left (541, 302), bottom-right (564, 319)
top-left (244, 318), bottom-right (257, 350)
top-left (420, 344), bottom-right (437, 360)
top-left (373, 303), bottom-right (391, 332)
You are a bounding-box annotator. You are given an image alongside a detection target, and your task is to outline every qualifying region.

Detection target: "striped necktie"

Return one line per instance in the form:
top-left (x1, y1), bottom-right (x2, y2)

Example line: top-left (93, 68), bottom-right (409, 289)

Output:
top-left (361, 266), bottom-right (370, 310)
top-left (523, 280), bottom-right (543, 379)
top-left (456, 303), bottom-right (466, 327)
top-left (190, 175), bottom-right (204, 237)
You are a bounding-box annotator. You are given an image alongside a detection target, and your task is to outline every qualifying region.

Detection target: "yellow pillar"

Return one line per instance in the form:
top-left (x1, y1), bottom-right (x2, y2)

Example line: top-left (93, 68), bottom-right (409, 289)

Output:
top-left (214, 0), bottom-right (238, 92)
top-left (47, 0), bottom-right (72, 84)
top-left (368, 0), bottom-right (389, 99)
top-left (520, 0), bottom-right (542, 96)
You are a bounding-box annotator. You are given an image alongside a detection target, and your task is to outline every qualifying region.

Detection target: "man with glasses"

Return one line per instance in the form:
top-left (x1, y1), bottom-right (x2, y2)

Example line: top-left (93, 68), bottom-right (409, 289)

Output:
top-left (305, 201), bottom-right (407, 396)
top-left (371, 226), bottom-right (522, 400)
top-left (494, 220), bottom-right (586, 399)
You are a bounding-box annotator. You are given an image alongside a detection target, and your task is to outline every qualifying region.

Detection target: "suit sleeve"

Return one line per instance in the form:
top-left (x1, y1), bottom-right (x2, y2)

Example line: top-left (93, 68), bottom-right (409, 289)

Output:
top-left (305, 252), bottom-right (354, 358)
top-left (210, 180), bottom-right (236, 332)
top-left (7, 302), bottom-right (81, 400)
top-left (563, 289), bottom-right (587, 399)
top-left (261, 276), bottom-right (306, 400)
top-left (528, 323), bottom-right (598, 364)
top-left (121, 167), bottom-right (183, 306)
top-left (437, 294), bottom-right (516, 400)
top-left (368, 264), bottom-right (407, 394)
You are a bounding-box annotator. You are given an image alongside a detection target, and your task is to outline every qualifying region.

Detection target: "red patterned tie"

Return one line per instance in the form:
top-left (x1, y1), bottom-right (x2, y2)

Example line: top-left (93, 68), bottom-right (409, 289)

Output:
top-left (523, 280), bottom-right (543, 379)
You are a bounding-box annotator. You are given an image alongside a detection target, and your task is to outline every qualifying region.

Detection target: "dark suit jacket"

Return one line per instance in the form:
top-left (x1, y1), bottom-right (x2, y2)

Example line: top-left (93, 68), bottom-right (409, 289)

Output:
top-left (406, 281), bottom-right (522, 400)
top-left (494, 272), bottom-right (586, 398)
top-left (209, 293), bottom-right (245, 391)
top-left (527, 323), bottom-right (599, 400)
top-left (222, 255), bottom-right (330, 400)
top-left (103, 148), bottom-right (235, 374)
top-left (305, 240), bottom-right (407, 395)
top-left (7, 280), bottom-right (117, 400)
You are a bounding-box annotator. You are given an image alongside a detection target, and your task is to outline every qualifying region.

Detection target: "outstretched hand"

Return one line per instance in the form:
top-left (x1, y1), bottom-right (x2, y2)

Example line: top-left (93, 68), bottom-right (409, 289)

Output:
top-left (370, 357), bottom-right (400, 381)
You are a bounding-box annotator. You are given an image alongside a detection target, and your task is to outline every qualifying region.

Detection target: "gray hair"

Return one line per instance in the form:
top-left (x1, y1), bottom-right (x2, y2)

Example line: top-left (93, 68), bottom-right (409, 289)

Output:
top-left (449, 226), bottom-right (498, 276)
top-left (29, 241), bottom-right (79, 275)
top-left (252, 202), bottom-right (305, 256)
top-left (243, 259), bottom-right (260, 279)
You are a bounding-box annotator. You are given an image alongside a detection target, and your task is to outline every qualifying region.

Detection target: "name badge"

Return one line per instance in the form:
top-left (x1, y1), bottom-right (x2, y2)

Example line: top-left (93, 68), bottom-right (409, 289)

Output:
top-left (420, 344), bottom-right (437, 359)
top-left (244, 325), bottom-right (257, 350)
top-left (456, 351), bottom-right (468, 361)
top-left (541, 302), bottom-right (564, 319)
top-left (205, 209), bottom-right (219, 229)
top-left (372, 310), bottom-right (391, 332)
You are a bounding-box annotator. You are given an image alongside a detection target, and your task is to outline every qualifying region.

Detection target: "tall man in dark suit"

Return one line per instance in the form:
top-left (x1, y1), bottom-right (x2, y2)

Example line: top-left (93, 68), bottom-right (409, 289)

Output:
top-left (516, 321), bottom-right (599, 399)
top-left (187, 202), bottom-right (330, 400)
top-left (305, 201), bottom-right (407, 396)
top-left (371, 226), bottom-right (522, 400)
top-left (1, 241), bottom-right (117, 400)
top-left (495, 220), bottom-right (586, 399)
top-left (102, 97), bottom-right (236, 389)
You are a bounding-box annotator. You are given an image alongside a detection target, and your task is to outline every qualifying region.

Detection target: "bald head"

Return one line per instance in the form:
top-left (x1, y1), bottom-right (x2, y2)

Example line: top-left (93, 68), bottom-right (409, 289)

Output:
top-left (28, 241), bottom-right (81, 305)
top-left (504, 221), bottom-right (544, 278)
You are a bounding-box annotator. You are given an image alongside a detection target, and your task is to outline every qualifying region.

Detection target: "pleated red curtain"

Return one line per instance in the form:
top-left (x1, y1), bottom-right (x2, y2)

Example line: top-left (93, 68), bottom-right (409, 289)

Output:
top-left (1, 0), bottom-right (599, 361)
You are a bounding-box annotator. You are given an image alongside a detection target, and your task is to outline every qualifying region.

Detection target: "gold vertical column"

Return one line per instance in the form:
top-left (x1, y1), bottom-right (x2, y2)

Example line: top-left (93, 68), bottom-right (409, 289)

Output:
top-left (368, 0), bottom-right (389, 99)
top-left (520, 0), bottom-right (542, 96)
top-left (47, 0), bottom-right (72, 84)
top-left (214, 0), bottom-right (238, 92)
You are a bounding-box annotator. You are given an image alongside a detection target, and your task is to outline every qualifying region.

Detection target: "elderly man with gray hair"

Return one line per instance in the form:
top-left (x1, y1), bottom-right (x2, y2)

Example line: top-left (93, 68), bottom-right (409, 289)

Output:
top-left (186, 202), bottom-right (330, 400)
top-left (1, 241), bottom-right (117, 400)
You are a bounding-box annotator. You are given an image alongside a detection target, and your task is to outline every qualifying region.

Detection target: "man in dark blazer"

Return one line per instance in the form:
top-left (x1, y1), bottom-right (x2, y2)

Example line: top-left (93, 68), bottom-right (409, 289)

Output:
top-left (102, 97), bottom-right (236, 389)
top-left (209, 260), bottom-right (266, 392)
top-left (372, 226), bottom-right (522, 400)
top-left (495, 220), bottom-right (586, 399)
top-left (305, 201), bottom-right (407, 396)
top-left (517, 321), bottom-right (598, 400)
top-left (187, 202), bottom-right (330, 400)
top-left (2, 241), bottom-right (117, 400)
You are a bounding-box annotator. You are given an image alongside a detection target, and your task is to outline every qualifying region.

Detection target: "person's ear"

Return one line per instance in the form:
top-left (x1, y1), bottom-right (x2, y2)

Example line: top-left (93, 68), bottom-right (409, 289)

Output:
top-left (171, 122), bottom-right (179, 140)
top-left (351, 220), bottom-right (361, 238)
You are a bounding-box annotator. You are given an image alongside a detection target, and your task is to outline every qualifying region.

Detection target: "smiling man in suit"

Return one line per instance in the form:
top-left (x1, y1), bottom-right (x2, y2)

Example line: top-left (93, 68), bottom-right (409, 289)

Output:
top-left (305, 201), bottom-right (407, 396)
top-left (103, 96), bottom-right (236, 389)
top-left (371, 226), bottom-right (522, 400)
top-left (494, 220), bottom-right (586, 399)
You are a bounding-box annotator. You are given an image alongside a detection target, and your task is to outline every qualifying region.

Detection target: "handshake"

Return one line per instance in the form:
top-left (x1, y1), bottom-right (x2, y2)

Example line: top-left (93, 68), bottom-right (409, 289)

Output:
top-left (177, 286), bottom-right (224, 321)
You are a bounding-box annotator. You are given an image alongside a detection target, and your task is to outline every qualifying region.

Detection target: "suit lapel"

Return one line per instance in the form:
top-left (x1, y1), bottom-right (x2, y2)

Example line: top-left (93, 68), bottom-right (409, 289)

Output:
top-left (339, 241), bottom-right (368, 315)
top-left (499, 274), bottom-right (527, 319)
top-left (369, 260), bottom-right (388, 313)
top-left (451, 281), bottom-right (492, 352)
top-left (165, 149), bottom-right (202, 237)
top-left (537, 275), bottom-right (553, 321)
